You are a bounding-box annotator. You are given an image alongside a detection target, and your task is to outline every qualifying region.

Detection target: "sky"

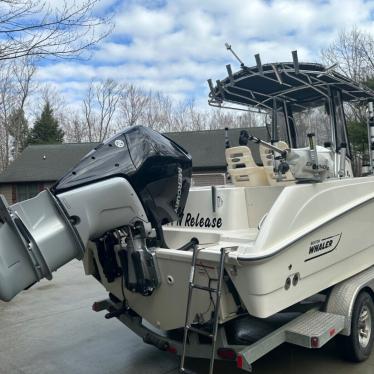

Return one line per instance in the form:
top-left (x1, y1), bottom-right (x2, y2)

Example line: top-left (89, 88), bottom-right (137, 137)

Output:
top-left (35, 0), bottom-right (374, 111)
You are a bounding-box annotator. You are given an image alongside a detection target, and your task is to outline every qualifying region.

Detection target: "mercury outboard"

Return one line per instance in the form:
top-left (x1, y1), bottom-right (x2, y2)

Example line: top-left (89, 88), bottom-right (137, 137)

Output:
top-left (0, 125), bottom-right (192, 301)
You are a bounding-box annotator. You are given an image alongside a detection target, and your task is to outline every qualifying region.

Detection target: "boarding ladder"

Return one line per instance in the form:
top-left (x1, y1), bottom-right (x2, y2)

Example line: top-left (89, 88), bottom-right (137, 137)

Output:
top-left (180, 246), bottom-right (228, 374)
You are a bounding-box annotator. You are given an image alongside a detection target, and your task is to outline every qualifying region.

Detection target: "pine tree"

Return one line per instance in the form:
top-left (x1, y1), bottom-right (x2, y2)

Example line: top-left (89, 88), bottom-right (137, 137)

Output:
top-left (28, 101), bottom-right (64, 144)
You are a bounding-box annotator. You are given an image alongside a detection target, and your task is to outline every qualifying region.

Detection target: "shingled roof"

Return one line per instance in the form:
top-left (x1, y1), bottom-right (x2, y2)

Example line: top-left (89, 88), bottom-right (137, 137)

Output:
top-left (0, 143), bottom-right (99, 183)
top-left (167, 126), bottom-right (268, 169)
top-left (0, 127), bottom-right (268, 183)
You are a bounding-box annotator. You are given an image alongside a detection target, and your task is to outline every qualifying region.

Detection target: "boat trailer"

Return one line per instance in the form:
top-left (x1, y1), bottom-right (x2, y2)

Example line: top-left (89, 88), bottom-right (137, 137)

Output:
top-left (92, 265), bottom-right (374, 372)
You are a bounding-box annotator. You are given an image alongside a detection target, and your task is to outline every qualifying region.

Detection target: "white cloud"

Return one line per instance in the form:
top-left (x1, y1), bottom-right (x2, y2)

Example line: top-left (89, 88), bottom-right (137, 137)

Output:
top-left (114, 5), bottom-right (175, 37)
top-left (47, 0), bottom-right (118, 15)
top-left (36, 63), bottom-right (96, 81)
top-left (36, 0), bottom-right (374, 111)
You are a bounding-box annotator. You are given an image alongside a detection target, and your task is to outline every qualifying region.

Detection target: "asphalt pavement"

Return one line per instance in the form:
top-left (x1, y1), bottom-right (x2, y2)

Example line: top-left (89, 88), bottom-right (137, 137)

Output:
top-left (1, 261), bottom-right (374, 374)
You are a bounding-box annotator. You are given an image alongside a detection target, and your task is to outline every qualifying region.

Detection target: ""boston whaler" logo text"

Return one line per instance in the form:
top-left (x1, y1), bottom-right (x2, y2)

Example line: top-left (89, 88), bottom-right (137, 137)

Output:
top-left (305, 233), bottom-right (342, 262)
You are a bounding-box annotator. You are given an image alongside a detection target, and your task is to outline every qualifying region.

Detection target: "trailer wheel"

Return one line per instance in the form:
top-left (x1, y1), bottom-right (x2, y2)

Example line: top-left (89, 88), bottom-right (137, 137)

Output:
top-left (340, 291), bottom-right (374, 362)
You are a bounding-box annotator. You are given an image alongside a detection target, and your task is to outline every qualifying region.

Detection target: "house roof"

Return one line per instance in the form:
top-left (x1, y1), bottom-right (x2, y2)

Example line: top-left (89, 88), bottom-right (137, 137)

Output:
top-left (0, 143), bottom-right (99, 183)
top-left (167, 126), bottom-right (268, 169)
top-left (0, 127), bottom-right (268, 183)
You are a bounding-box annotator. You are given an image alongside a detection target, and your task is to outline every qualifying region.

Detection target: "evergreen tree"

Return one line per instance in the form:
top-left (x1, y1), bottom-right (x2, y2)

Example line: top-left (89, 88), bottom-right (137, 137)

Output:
top-left (346, 78), bottom-right (374, 155)
top-left (28, 101), bottom-right (64, 144)
top-left (347, 120), bottom-right (368, 154)
top-left (9, 108), bottom-right (29, 156)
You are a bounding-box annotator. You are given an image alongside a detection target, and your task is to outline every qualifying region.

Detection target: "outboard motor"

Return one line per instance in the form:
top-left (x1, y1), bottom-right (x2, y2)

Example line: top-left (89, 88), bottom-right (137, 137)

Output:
top-left (0, 126), bottom-right (192, 301)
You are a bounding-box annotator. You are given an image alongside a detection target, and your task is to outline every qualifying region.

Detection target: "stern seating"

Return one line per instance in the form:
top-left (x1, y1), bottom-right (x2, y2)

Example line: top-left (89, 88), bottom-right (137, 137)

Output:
top-left (226, 146), bottom-right (269, 187)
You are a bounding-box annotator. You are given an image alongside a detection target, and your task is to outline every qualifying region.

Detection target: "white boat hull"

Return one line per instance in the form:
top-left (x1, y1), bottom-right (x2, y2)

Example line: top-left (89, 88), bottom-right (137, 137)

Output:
top-left (83, 176), bottom-right (374, 329)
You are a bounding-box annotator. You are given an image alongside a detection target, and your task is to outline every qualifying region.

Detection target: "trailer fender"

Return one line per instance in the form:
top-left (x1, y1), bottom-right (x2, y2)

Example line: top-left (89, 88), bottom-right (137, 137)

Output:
top-left (325, 266), bottom-right (374, 336)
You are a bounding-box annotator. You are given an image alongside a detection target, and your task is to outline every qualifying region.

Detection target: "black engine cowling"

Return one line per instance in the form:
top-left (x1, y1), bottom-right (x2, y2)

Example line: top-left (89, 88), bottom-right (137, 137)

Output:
top-left (52, 126), bottom-right (192, 228)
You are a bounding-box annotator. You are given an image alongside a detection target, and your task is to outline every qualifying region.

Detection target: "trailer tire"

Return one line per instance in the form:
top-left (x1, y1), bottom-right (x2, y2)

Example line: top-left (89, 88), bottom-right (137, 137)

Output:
top-left (340, 291), bottom-right (374, 362)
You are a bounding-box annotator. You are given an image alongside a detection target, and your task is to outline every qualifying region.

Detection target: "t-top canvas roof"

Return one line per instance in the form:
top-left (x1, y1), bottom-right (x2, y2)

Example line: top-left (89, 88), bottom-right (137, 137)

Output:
top-left (208, 57), bottom-right (374, 112)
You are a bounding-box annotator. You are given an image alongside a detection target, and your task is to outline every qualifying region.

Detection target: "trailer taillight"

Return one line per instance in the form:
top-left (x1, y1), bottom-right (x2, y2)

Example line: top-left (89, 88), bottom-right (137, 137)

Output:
top-left (311, 336), bottom-right (319, 348)
top-left (217, 348), bottom-right (236, 361)
top-left (167, 346), bottom-right (177, 354)
top-left (237, 354), bottom-right (243, 369)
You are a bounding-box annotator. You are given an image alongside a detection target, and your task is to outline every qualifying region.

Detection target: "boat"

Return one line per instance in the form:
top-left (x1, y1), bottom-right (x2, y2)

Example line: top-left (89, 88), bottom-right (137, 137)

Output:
top-left (2, 50), bottom-right (374, 371)
top-left (79, 52), bottom-right (374, 329)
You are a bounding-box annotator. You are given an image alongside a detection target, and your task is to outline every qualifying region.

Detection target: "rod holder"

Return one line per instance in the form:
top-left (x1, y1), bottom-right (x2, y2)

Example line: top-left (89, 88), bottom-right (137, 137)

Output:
top-left (216, 80), bottom-right (224, 97)
top-left (292, 50), bottom-right (299, 74)
top-left (226, 64), bottom-right (234, 84)
top-left (255, 54), bottom-right (263, 75)
top-left (207, 79), bottom-right (215, 96)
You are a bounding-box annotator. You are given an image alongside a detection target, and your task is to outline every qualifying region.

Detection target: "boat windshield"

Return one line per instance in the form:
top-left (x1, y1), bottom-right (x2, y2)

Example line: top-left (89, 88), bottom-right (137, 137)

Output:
top-left (290, 103), bottom-right (332, 148)
top-left (271, 90), bottom-right (350, 157)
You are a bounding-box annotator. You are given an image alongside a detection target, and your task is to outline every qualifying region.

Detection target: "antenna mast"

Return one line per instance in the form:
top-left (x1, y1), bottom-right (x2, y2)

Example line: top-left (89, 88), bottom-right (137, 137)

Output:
top-left (225, 43), bottom-right (245, 66)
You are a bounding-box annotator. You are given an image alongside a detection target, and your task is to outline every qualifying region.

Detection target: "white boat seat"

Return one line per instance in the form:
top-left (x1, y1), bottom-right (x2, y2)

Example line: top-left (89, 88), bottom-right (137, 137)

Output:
top-left (259, 142), bottom-right (295, 186)
top-left (226, 146), bottom-right (269, 187)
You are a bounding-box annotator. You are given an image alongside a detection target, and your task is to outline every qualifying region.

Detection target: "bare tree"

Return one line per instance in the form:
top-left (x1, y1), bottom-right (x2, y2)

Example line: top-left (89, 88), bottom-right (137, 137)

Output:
top-left (0, 118), bottom-right (7, 170)
top-left (10, 58), bottom-right (36, 156)
top-left (82, 79), bottom-right (122, 142)
top-left (0, 62), bottom-right (14, 168)
top-left (82, 81), bottom-right (96, 142)
top-left (155, 92), bottom-right (174, 132)
top-left (0, 0), bottom-right (112, 61)
top-left (13, 57), bottom-right (36, 109)
top-left (185, 99), bottom-right (209, 131)
top-left (321, 28), bottom-right (374, 85)
top-left (62, 113), bottom-right (88, 143)
top-left (172, 100), bottom-right (190, 132)
top-left (78, 82), bottom-right (264, 143)
top-left (207, 108), bottom-right (237, 130)
top-left (321, 27), bottom-right (369, 82)
top-left (237, 111), bottom-right (257, 128)
top-left (118, 84), bottom-right (149, 127)
top-left (96, 79), bottom-right (122, 140)
top-left (39, 85), bottom-right (66, 113)
top-left (321, 27), bottom-right (374, 162)
top-left (139, 91), bottom-right (172, 132)
top-left (321, 27), bottom-right (374, 123)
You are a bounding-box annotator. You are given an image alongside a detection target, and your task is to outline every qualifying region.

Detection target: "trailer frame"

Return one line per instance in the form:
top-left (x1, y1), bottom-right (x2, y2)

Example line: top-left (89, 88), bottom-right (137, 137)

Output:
top-left (92, 266), bottom-right (374, 372)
